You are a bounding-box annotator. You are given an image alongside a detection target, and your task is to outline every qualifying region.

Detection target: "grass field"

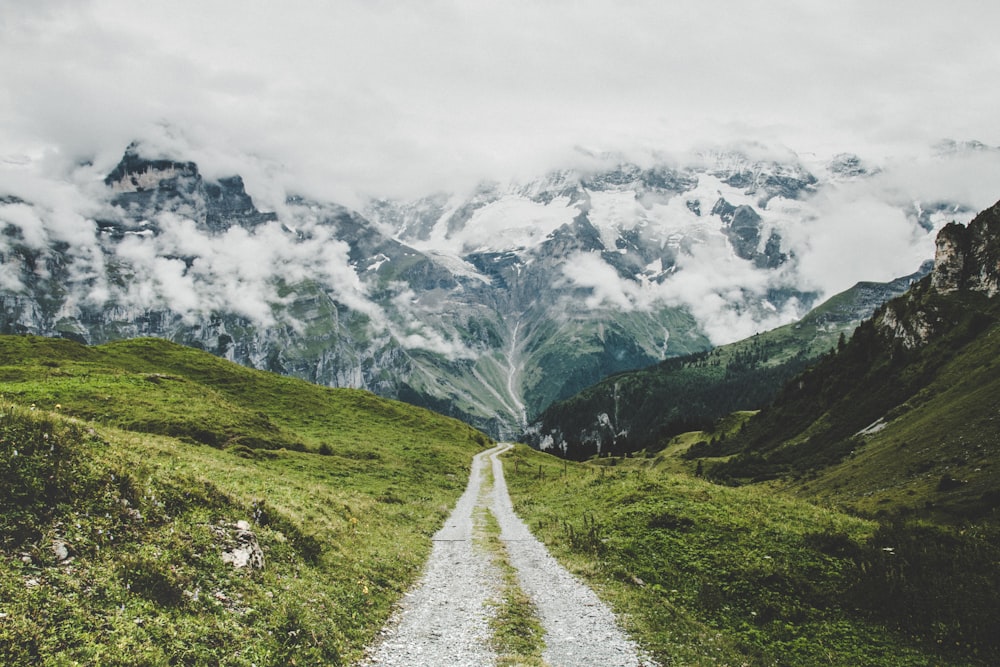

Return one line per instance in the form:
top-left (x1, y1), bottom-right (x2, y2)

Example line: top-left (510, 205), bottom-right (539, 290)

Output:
top-left (502, 444), bottom-right (995, 666)
top-left (0, 335), bottom-right (491, 665)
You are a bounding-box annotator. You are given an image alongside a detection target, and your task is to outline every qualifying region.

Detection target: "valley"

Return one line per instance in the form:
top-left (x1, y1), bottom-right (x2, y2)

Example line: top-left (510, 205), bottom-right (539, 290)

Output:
top-left (6, 4), bottom-right (1000, 665)
top-left (2, 150), bottom-right (1000, 665)
top-left (2, 142), bottom-right (985, 440)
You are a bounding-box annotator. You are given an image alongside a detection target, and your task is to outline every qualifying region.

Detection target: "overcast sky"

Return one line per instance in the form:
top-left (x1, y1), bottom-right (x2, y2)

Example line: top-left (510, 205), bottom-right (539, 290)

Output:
top-left (2, 0), bottom-right (999, 202)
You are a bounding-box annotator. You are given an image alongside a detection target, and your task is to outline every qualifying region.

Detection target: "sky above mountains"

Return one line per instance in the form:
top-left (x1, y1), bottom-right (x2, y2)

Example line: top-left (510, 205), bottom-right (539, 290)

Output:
top-left (4, 0), bottom-right (1000, 351)
top-left (2, 0), bottom-right (1000, 202)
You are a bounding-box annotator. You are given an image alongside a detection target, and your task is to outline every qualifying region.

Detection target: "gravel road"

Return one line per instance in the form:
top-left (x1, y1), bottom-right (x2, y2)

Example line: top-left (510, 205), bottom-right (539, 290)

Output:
top-left (359, 446), bottom-right (502, 667)
top-left (359, 444), bottom-right (656, 667)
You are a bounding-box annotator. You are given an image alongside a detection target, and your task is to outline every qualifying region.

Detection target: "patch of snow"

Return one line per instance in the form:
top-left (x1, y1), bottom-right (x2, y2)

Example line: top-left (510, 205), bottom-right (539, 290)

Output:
top-left (856, 418), bottom-right (889, 437)
top-left (366, 253), bottom-right (390, 271)
top-left (420, 195), bottom-right (579, 255)
top-left (425, 251), bottom-right (491, 284)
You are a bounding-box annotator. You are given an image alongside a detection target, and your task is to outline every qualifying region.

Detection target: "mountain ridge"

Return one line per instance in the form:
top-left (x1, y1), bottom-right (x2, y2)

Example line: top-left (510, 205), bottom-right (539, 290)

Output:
top-left (0, 142), bottom-right (984, 438)
top-left (524, 261), bottom-right (932, 458)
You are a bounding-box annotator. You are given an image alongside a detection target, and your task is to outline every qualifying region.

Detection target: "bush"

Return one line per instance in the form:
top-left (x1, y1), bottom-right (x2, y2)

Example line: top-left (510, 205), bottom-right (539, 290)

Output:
top-left (0, 405), bottom-right (94, 546)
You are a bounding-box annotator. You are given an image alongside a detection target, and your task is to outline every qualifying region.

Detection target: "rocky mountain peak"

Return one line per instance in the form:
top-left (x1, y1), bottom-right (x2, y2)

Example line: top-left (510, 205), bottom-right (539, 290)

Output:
top-left (877, 199), bottom-right (1000, 350)
top-left (930, 200), bottom-right (1000, 296)
top-left (101, 142), bottom-right (276, 235)
top-left (104, 142), bottom-right (199, 191)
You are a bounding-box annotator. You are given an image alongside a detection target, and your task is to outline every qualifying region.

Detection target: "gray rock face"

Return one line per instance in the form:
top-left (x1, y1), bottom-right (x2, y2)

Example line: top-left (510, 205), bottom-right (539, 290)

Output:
top-left (216, 520), bottom-right (265, 570)
top-left (827, 153), bottom-right (874, 178)
top-left (726, 205), bottom-right (763, 260)
top-left (878, 199), bottom-right (1000, 351)
top-left (931, 202), bottom-right (1000, 296)
top-left (932, 222), bottom-right (970, 293)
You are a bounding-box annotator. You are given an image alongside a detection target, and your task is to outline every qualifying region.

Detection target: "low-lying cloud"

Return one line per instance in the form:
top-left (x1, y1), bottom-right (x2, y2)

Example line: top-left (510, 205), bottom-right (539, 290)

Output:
top-left (3, 1), bottom-right (1000, 205)
top-left (556, 148), bottom-right (1000, 345)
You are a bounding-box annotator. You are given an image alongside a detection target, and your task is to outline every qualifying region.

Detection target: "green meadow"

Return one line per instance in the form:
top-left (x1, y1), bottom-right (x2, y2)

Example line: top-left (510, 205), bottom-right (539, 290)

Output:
top-left (502, 443), bottom-right (998, 666)
top-left (0, 335), bottom-right (490, 665)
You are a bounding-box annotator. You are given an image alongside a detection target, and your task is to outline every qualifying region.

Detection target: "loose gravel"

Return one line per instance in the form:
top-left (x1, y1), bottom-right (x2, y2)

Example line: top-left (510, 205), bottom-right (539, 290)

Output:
top-left (359, 446), bottom-right (503, 667)
top-left (359, 444), bottom-right (657, 667)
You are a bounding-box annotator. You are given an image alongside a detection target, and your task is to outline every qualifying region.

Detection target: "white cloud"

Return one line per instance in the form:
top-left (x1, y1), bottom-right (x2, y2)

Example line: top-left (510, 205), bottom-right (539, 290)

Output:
top-left (3, 1), bottom-right (1000, 202)
top-left (559, 240), bottom-right (803, 345)
top-left (561, 252), bottom-right (642, 311)
top-left (0, 202), bottom-right (48, 249)
top-left (4, 0), bottom-right (1000, 353)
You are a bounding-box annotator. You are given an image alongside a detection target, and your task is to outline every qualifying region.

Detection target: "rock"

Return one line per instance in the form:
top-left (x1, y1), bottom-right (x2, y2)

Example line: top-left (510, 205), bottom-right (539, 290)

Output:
top-left (215, 520), bottom-right (265, 570)
top-left (52, 540), bottom-right (70, 563)
top-left (931, 222), bottom-right (969, 293)
top-left (727, 205), bottom-right (763, 261)
top-left (931, 201), bottom-right (1000, 296)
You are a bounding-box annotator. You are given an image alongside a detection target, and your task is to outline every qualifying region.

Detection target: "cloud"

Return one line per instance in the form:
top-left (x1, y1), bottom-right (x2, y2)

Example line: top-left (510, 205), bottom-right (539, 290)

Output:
top-left (4, 0), bottom-right (1000, 354)
top-left (782, 149), bottom-right (1000, 297)
top-left (559, 240), bottom-right (801, 345)
top-left (101, 210), bottom-right (387, 329)
top-left (0, 202), bottom-right (49, 249)
top-left (384, 285), bottom-right (475, 359)
top-left (4, 0), bottom-right (1000, 203)
top-left (556, 146), bottom-right (1000, 345)
top-left (561, 252), bottom-right (643, 311)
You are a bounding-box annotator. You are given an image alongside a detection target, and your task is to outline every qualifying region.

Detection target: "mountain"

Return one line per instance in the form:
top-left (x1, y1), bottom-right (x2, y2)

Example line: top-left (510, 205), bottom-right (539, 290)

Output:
top-left (524, 262), bottom-right (932, 459)
top-left (699, 199), bottom-right (1000, 523)
top-left (0, 335), bottom-right (487, 664)
top-left (0, 143), bottom-right (983, 438)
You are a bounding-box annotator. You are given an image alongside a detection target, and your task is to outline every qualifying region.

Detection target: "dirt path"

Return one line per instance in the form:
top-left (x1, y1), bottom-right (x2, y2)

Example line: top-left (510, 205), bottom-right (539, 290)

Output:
top-left (359, 444), bottom-right (655, 667)
top-left (359, 446), bottom-right (503, 667)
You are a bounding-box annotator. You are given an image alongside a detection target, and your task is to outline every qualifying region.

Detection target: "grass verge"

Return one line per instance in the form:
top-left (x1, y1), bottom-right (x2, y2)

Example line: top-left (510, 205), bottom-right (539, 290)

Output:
top-left (475, 462), bottom-right (547, 667)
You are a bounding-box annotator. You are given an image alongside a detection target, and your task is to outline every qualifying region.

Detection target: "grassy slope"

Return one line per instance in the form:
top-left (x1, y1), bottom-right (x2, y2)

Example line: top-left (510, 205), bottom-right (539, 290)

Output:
top-left (0, 335), bottom-right (490, 665)
top-left (783, 313), bottom-right (1000, 520)
top-left (532, 278), bottom-right (905, 458)
top-left (502, 445), bottom-right (994, 666)
top-left (509, 283), bottom-right (1000, 666)
top-left (703, 283), bottom-right (1000, 524)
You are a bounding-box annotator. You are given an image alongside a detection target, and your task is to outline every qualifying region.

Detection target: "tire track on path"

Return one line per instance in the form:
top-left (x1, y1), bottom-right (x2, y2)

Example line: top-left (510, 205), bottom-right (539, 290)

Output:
top-left (360, 444), bottom-right (655, 666)
top-left (359, 446), bottom-right (503, 667)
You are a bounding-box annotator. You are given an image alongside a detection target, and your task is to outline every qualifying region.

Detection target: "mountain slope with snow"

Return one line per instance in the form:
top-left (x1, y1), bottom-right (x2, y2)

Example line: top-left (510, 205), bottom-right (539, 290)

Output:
top-left (1, 142), bottom-right (994, 437)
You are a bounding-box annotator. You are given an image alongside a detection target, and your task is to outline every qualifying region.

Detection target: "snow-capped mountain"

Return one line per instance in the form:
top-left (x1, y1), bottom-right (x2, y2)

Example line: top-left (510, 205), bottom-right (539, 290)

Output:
top-left (0, 142), bottom-right (991, 438)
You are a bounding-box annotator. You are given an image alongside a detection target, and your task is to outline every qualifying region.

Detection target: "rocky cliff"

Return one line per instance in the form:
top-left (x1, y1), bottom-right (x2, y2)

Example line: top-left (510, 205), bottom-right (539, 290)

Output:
top-left (879, 199), bottom-right (1000, 349)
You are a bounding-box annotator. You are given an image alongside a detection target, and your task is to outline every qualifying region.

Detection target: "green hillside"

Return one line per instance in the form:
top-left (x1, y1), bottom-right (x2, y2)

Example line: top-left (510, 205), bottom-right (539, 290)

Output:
top-left (0, 335), bottom-right (490, 665)
top-left (703, 281), bottom-right (1000, 523)
top-left (694, 201), bottom-right (1000, 524)
top-left (529, 272), bottom-right (923, 459)
top-left (502, 444), bottom-right (999, 666)
top-left (502, 204), bottom-right (1000, 665)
